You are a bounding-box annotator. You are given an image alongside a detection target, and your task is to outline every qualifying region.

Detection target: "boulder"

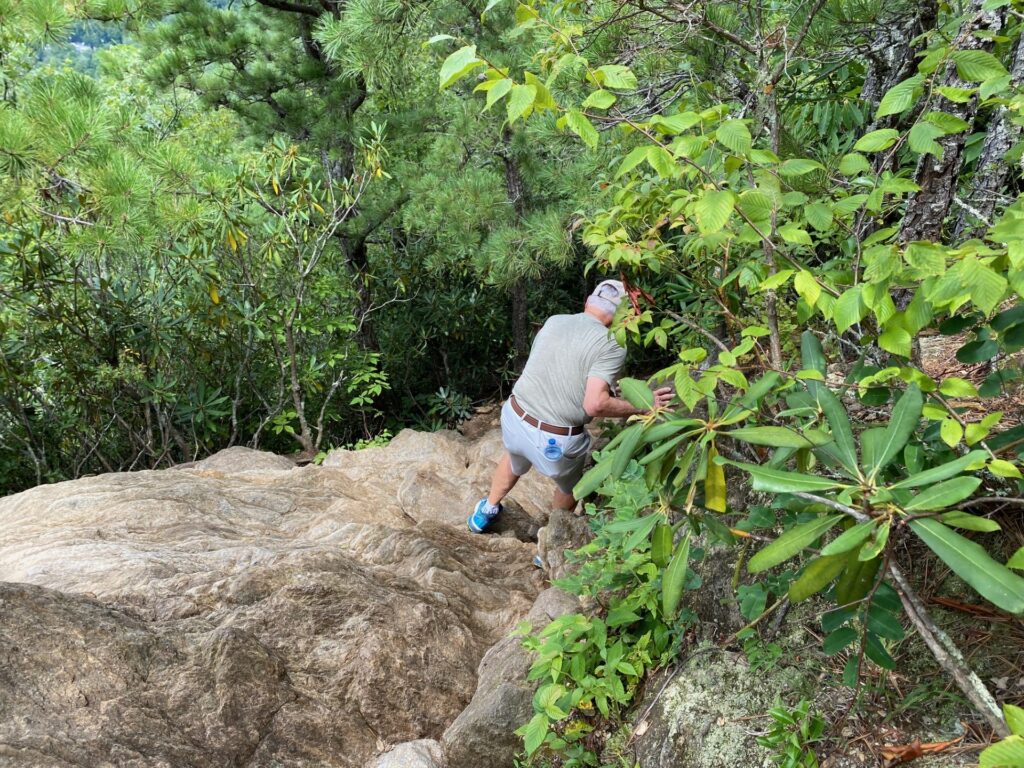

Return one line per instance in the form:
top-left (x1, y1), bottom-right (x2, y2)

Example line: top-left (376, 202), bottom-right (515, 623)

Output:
top-left (442, 587), bottom-right (581, 768)
top-left (0, 429), bottom-right (552, 767)
top-left (632, 648), bottom-right (808, 768)
top-left (368, 740), bottom-right (445, 768)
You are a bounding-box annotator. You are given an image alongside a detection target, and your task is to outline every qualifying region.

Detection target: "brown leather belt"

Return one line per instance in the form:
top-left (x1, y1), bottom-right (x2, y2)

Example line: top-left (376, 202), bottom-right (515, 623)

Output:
top-left (509, 396), bottom-right (586, 436)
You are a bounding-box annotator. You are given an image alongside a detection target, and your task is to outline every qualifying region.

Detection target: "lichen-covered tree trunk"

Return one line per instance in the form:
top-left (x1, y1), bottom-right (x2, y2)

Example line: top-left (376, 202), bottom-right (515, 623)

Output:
top-left (952, 34), bottom-right (1024, 242)
top-left (899, 2), bottom-right (1005, 244)
top-left (503, 128), bottom-right (530, 370)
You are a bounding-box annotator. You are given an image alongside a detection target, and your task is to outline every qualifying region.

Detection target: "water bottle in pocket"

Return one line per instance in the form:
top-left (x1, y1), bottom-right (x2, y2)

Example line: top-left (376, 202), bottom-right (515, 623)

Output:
top-left (543, 437), bottom-right (563, 460)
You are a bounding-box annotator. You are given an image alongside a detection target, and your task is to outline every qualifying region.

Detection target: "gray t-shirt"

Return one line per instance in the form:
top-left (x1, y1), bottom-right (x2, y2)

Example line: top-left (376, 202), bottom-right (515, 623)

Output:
top-left (512, 313), bottom-right (627, 426)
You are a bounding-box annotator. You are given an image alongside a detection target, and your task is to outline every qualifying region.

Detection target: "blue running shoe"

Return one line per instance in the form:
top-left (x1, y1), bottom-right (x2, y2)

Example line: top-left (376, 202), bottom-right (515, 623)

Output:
top-left (468, 499), bottom-right (501, 533)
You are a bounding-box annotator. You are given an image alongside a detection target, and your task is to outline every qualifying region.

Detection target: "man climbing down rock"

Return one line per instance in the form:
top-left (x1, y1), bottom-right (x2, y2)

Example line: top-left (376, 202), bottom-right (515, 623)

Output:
top-left (468, 279), bottom-right (673, 534)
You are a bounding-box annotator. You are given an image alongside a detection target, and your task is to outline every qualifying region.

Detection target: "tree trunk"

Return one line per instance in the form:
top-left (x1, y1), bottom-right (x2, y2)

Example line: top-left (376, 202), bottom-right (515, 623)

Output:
top-left (952, 33), bottom-right (1024, 242)
top-left (899, 2), bottom-right (1005, 245)
top-left (502, 128), bottom-right (530, 370)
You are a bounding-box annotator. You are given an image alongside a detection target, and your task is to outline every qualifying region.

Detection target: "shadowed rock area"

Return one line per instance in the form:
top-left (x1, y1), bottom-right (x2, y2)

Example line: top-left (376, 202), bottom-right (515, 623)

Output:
top-left (0, 427), bottom-right (555, 767)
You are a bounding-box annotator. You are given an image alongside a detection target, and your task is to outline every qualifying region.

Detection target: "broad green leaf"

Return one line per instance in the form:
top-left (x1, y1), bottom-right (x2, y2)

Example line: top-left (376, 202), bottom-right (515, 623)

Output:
top-left (506, 83), bottom-right (537, 122)
top-left (694, 190), bottom-right (735, 234)
top-left (794, 270), bottom-right (822, 306)
top-left (908, 122), bottom-right (945, 157)
top-left (823, 626), bottom-right (859, 654)
top-left (779, 158), bottom-right (824, 176)
top-left (650, 112), bottom-right (701, 134)
top-left (582, 89), bottom-right (616, 109)
top-left (820, 520), bottom-right (877, 556)
top-left (619, 377), bottom-right (654, 410)
top-left (748, 515), bottom-right (843, 573)
top-left (661, 533), bottom-right (690, 619)
top-left (854, 128), bottom-right (899, 153)
top-left (859, 519), bottom-right (891, 560)
top-left (609, 423), bottom-right (644, 481)
top-left (904, 476), bottom-right (981, 511)
top-left (980, 734), bottom-right (1024, 767)
top-left (801, 331), bottom-right (826, 375)
top-left (989, 459), bottom-right (1023, 479)
top-left (940, 417), bottom-right (963, 447)
top-left (890, 450), bottom-right (987, 489)
top-left (953, 49), bottom-right (1009, 83)
top-left (865, 384), bottom-right (922, 478)
top-left (484, 78), bottom-right (513, 110)
top-left (616, 146), bottom-right (649, 177)
top-left (804, 203), bottom-right (833, 232)
top-left (939, 511), bottom-right (1001, 532)
top-left (646, 146), bottom-right (676, 178)
top-left (737, 189), bottom-right (774, 221)
top-left (651, 522), bottom-right (672, 568)
top-left (716, 119), bottom-right (751, 154)
top-left (725, 460), bottom-right (848, 493)
top-left (789, 554), bottom-right (848, 601)
top-left (705, 444), bottom-right (726, 512)
top-left (726, 426), bottom-right (832, 449)
top-left (909, 518), bottom-right (1024, 613)
top-left (808, 383), bottom-right (859, 476)
top-left (521, 712), bottom-right (549, 755)
top-left (834, 286), bottom-right (867, 333)
top-left (573, 455), bottom-right (613, 498)
top-left (939, 377), bottom-right (978, 398)
top-left (1007, 704), bottom-right (1024, 736)
top-left (565, 109), bottom-right (599, 149)
top-left (1009, 547), bottom-right (1024, 570)
top-left (878, 326), bottom-right (911, 357)
top-left (439, 45), bottom-right (484, 90)
top-left (876, 75), bottom-right (923, 118)
top-left (623, 514), bottom-right (660, 552)
top-left (838, 153), bottom-right (871, 176)
top-left (778, 223), bottom-right (813, 245)
top-left (595, 64), bottom-right (637, 89)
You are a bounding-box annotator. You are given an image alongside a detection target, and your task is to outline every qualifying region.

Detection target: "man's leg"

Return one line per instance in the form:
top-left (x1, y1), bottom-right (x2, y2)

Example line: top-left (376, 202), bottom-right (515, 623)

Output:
top-left (552, 487), bottom-right (577, 512)
top-left (488, 452), bottom-right (521, 506)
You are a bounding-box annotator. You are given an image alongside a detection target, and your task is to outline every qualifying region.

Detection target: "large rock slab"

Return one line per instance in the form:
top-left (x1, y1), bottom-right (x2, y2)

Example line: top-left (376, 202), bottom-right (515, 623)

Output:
top-left (0, 429), bottom-right (551, 767)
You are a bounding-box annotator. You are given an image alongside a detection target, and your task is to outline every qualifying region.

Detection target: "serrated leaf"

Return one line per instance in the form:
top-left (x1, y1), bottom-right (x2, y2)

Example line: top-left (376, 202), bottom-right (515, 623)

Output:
top-left (616, 146), bottom-right (649, 177)
top-left (595, 64), bottom-right (637, 89)
top-left (879, 326), bottom-right (912, 357)
top-left (1006, 704), bottom-right (1024, 737)
top-left (694, 190), bottom-right (735, 234)
top-left (650, 112), bottom-right (701, 134)
top-left (989, 459), bottom-right (1023, 479)
top-left (953, 49), bottom-right (1009, 83)
top-left (980, 734), bottom-right (1024, 767)
top-left (838, 153), bottom-right (871, 176)
top-left (876, 75), bottom-right (923, 118)
top-left (439, 45), bottom-right (484, 90)
top-left (909, 519), bottom-right (1024, 613)
top-left (582, 89), bottom-right (616, 109)
top-left (484, 78), bottom-right (513, 110)
top-left (908, 122), bottom-right (945, 158)
top-left (854, 128), bottom-right (899, 153)
top-left (737, 189), bottom-right (775, 221)
top-left (716, 119), bottom-right (752, 154)
top-left (748, 515), bottom-right (843, 573)
top-left (804, 203), bottom-right (834, 232)
top-left (566, 109), bottom-right (599, 148)
top-left (646, 146), bottom-right (677, 178)
top-left (834, 286), bottom-right (867, 333)
top-left (506, 83), bottom-right (537, 122)
top-left (779, 222), bottom-right (813, 245)
top-left (779, 158), bottom-right (824, 176)
top-left (939, 377), bottom-right (978, 398)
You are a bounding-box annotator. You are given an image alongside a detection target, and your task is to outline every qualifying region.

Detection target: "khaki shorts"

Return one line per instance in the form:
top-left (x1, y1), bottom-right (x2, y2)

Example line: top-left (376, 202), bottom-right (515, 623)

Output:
top-left (500, 399), bottom-right (592, 495)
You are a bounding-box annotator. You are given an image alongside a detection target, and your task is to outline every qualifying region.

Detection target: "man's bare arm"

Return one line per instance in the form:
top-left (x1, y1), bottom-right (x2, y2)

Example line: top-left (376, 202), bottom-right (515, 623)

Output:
top-left (582, 377), bottom-right (672, 419)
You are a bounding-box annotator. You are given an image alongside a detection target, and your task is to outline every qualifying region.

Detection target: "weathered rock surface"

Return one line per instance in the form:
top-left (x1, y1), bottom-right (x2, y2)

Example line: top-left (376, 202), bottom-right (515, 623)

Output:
top-left (633, 648), bottom-right (808, 768)
top-left (442, 587), bottom-right (580, 768)
top-left (0, 428), bottom-right (554, 767)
